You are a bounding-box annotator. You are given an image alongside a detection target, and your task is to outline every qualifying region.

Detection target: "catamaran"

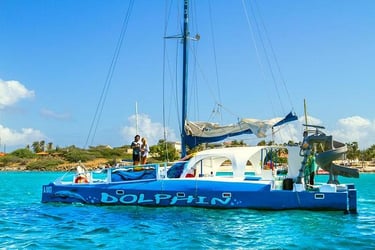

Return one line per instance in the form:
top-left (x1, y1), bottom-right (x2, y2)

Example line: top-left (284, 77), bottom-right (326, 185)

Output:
top-left (42, 0), bottom-right (359, 212)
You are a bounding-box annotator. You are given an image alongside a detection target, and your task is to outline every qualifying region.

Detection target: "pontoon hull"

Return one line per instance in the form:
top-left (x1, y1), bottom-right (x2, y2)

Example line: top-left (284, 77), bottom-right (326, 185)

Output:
top-left (42, 179), bottom-right (357, 212)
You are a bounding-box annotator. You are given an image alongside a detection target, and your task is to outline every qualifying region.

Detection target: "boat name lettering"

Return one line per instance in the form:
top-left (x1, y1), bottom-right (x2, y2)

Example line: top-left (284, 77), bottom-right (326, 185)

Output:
top-left (100, 192), bottom-right (231, 205)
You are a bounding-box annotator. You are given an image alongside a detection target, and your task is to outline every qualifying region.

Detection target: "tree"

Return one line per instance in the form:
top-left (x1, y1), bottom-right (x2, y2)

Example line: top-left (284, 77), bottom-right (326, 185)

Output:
top-left (188, 144), bottom-right (205, 154)
top-left (346, 142), bottom-right (360, 160)
top-left (40, 140), bottom-right (45, 152)
top-left (32, 141), bottom-right (42, 153)
top-left (150, 140), bottom-right (179, 162)
top-left (10, 148), bottom-right (35, 158)
top-left (231, 140), bottom-right (246, 146)
top-left (47, 142), bottom-right (53, 151)
top-left (257, 140), bottom-right (266, 146)
top-left (287, 140), bottom-right (295, 145)
top-left (362, 144), bottom-right (375, 161)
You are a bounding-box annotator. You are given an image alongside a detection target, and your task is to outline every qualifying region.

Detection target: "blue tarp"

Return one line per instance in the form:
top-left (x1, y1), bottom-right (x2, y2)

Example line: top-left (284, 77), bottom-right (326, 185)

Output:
top-left (111, 170), bottom-right (156, 182)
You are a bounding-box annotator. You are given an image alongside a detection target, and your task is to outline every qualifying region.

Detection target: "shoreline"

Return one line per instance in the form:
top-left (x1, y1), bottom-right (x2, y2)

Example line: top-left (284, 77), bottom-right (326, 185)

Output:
top-left (1, 166), bottom-right (374, 173)
top-left (1, 157), bottom-right (375, 173)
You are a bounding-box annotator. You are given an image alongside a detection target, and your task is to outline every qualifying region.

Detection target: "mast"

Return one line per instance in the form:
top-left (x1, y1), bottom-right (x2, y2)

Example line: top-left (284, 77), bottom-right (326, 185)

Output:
top-left (181, 0), bottom-right (189, 157)
top-left (304, 99), bottom-right (308, 132)
top-left (135, 101), bottom-right (139, 135)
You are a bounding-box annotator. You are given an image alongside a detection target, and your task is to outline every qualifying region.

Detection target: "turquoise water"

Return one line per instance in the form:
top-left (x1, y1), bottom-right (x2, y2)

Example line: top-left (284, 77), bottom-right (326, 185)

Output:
top-left (0, 172), bottom-right (374, 249)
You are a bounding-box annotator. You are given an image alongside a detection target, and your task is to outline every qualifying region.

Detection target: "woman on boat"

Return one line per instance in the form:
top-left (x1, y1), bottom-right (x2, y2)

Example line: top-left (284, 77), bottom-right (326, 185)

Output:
top-left (140, 137), bottom-right (150, 164)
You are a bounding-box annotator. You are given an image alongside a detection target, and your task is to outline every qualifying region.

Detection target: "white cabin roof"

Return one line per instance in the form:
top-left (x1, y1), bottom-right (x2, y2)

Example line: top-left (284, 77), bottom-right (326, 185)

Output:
top-left (183, 146), bottom-right (273, 177)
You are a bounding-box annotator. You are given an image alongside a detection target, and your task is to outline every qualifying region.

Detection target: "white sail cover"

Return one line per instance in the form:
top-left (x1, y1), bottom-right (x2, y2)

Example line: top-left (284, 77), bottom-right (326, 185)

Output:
top-left (185, 116), bottom-right (286, 138)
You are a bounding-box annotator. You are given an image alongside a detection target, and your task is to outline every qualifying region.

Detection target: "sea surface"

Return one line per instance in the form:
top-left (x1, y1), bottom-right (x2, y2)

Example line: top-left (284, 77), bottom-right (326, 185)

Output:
top-left (0, 172), bottom-right (374, 250)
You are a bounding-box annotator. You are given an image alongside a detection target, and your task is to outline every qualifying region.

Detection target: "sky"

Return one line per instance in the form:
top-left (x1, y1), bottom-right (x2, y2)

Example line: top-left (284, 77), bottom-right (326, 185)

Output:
top-left (1, 0), bottom-right (375, 152)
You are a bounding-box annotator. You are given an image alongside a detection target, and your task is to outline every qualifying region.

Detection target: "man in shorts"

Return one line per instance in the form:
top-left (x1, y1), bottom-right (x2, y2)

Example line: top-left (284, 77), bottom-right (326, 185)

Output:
top-left (131, 135), bottom-right (141, 165)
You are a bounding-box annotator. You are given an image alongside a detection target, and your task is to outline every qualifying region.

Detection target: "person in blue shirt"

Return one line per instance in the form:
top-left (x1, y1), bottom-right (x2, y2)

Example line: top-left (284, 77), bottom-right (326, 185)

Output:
top-left (131, 135), bottom-right (141, 165)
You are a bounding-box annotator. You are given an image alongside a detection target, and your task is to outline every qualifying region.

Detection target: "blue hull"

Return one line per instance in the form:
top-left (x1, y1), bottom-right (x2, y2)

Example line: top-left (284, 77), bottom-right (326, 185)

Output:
top-left (42, 179), bottom-right (357, 212)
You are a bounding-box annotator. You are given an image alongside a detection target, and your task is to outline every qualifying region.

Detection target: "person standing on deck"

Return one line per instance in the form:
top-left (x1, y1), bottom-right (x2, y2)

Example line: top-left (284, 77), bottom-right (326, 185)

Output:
top-left (305, 152), bottom-right (317, 186)
top-left (297, 130), bottom-right (310, 184)
top-left (131, 135), bottom-right (141, 165)
top-left (140, 137), bottom-right (150, 165)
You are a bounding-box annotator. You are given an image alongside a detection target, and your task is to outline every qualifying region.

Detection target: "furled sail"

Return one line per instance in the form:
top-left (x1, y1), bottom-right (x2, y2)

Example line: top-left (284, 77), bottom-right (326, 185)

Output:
top-left (184, 111), bottom-right (297, 148)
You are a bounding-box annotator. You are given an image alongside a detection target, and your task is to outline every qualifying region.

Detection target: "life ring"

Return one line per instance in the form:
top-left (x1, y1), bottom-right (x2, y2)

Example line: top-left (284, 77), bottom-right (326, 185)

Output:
top-left (75, 175), bottom-right (89, 183)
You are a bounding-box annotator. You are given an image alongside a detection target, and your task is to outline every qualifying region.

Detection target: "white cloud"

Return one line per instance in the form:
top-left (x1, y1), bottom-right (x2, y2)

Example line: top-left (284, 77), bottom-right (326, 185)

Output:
top-left (274, 115), bottom-right (375, 149)
top-left (273, 123), bottom-right (300, 144)
top-left (301, 115), bottom-right (323, 127)
top-left (272, 115), bottom-right (322, 145)
top-left (331, 116), bottom-right (375, 149)
top-left (40, 108), bottom-right (71, 120)
top-left (0, 79), bottom-right (35, 109)
top-left (0, 124), bottom-right (46, 149)
top-left (121, 114), bottom-right (178, 146)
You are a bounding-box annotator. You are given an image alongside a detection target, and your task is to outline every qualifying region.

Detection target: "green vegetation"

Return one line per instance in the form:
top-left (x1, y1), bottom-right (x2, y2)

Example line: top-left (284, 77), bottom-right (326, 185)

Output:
top-left (26, 158), bottom-right (65, 171)
top-left (346, 142), bottom-right (375, 162)
top-left (0, 140), bottom-right (185, 171)
top-left (0, 139), bottom-right (374, 171)
top-left (0, 142), bottom-right (135, 171)
top-left (11, 148), bottom-right (35, 158)
top-left (150, 139), bottom-right (180, 162)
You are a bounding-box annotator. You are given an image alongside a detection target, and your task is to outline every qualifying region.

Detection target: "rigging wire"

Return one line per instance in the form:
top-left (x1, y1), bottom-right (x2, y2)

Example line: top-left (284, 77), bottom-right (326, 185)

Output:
top-left (253, 0), bottom-right (294, 110)
top-left (190, 0), bottom-right (200, 123)
top-left (164, 1), bottom-right (241, 125)
top-left (188, 0), bottom-right (226, 124)
top-left (250, 0), bottom-right (297, 141)
top-left (241, 0), bottom-right (277, 117)
top-left (208, 0), bottom-right (223, 121)
top-left (241, 0), bottom-right (297, 142)
top-left (84, 0), bottom-right (134, 148)
top-left (246, 0), bottom-right (285, 114)
top-left (163, 1), bottom-right (296, 147)
top-left (187, 43), bottom-right (244, 122)
top-left (242, 0), bottom-right (295, 113)
top-left (162, 1), bottom-right (174, 162)
top-left (187, 46), bottom-right (219, 104)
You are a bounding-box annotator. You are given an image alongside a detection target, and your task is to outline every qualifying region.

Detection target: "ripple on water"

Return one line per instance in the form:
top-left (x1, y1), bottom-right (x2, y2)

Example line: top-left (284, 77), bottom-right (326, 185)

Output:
top-left (0, 172), bottom-right (375, 249)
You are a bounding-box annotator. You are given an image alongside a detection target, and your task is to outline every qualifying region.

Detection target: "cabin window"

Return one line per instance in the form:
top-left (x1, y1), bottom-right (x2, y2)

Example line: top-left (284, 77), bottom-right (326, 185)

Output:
top-left (262, 148), bottom-right (289, 176)
top-left (167, 162), bottom-right (186, 178)
top-left (211, 158), bottom-right (232, 177)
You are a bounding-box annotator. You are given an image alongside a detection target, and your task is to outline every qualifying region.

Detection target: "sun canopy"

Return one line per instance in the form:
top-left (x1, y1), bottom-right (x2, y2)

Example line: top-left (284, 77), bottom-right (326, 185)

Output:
top-left (184, 111), bottom-right (297, 148)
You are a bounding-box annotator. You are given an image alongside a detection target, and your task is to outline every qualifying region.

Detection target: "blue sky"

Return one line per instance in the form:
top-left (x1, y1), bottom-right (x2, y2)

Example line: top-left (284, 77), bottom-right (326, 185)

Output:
top-left (1, 0), bottom-right (374, 152)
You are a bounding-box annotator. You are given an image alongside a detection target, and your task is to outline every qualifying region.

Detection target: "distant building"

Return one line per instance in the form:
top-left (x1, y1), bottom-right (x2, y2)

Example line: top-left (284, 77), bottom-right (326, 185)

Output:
top-left (171, 141), bottom-right (181, 152)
